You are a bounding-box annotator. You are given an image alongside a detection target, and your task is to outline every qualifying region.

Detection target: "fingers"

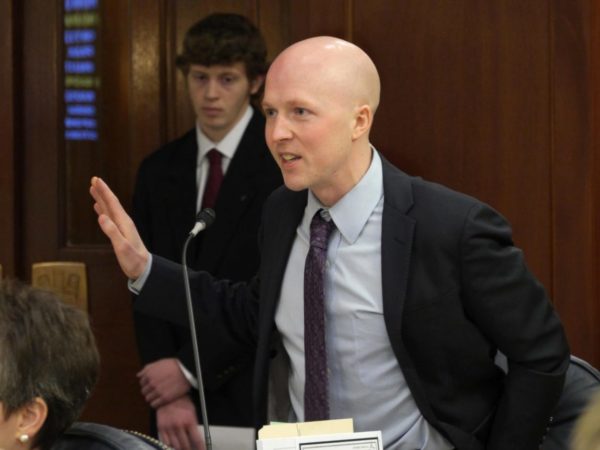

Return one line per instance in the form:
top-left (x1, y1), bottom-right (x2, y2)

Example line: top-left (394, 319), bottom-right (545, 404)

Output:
top-left (97, 214), bottom-right (126, 250)
top-left (90, 177), bottom-right (124, 221)
top-left (90, 177), bottom-right (141, 245)
top-left (189, 425), bottom-right (206, 450)
top-left (161, 428), bottom-right (182, 450)
top-left (90, 177), bottom-right (149, 279)
top-left (161, 427), bottom-right (194, 450)
top-left (157, 399), bottom-right (203, 450)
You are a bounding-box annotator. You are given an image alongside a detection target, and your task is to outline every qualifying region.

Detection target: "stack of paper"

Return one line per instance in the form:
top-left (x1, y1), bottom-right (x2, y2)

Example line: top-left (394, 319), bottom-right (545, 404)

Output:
top-left (256, 418), bottom-right (382, 450)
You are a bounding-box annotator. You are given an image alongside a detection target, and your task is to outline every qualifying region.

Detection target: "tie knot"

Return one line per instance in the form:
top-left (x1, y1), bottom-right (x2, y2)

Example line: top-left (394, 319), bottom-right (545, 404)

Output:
top-left (309, 210), bottom-right (335, 250)
top-left (207, 148), bottom-right (222, 165)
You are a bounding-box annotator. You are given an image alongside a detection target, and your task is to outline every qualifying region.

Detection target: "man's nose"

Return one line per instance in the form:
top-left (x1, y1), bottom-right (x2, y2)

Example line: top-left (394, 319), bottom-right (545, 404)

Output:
top-left (269, 116), bottom-right (292, 141)
top-left (204, 79), bottom-right (219, 99)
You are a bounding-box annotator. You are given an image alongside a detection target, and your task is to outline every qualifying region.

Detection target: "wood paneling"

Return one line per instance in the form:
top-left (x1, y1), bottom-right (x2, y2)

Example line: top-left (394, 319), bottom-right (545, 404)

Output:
top-left (129, 0), bottom-right (165, 192)
top-left (22, 0), bottom-right (61, 266)
top-left (551, 0), bottom-right (600, 364)
top-left (594, 0), bottom-right (600, 366)
top-left (354, 1), bottom-right (553, 290)
top-left (288, 0), bottom-right (351, 42)
top-left (0, 0), bottom-right (18, 276)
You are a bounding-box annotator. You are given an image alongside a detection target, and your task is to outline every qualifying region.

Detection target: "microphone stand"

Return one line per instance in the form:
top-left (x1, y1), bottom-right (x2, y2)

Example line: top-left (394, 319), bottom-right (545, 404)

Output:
top-left (182, 231), bottom-right (212, 450)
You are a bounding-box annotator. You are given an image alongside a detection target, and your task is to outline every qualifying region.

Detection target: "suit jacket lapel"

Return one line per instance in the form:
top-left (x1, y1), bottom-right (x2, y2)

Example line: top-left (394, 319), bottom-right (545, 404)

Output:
top-left (380, 157), bottom-right (440, 425)
top-left (259, 190), bottom-right (307, 340)
top-left (381, 157), bottom-right (415, 340)
top-left (255, 189), bottom-right (306, 424)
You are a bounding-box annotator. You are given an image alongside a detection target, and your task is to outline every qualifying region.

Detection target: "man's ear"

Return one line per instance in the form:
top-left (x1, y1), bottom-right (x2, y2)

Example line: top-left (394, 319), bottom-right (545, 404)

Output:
top-left (17, 397), bottom-right (48, 442)
top-left (250, 75), bottom-right (265, 95)
top-left (351, 104), bottom-right (373, 141)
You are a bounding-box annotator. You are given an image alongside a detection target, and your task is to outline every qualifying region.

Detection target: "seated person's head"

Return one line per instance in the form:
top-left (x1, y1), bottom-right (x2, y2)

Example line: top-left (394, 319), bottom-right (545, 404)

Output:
top-left (175, 13), bottom-right (268, 141)
top-left (0, 279), bottom-right (99, 450)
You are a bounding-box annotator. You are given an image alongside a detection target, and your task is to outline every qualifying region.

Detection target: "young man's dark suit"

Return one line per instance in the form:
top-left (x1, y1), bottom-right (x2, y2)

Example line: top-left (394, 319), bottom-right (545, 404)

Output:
top-left (132, 110), bottom-right (282, 427)
top-left (135, 154), bottom-right (569, 449)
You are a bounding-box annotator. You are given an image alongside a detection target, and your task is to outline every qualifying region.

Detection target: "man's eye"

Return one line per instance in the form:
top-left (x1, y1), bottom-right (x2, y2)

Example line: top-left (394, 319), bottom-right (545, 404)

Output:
top-left (294, 108), bottom-right (307, 116)
top-left (263, 108), bottom-right (276, 117)
top-left (191, 74), bottom-right (207, 82)
top-left (221, 76), bottom-right (236, 84)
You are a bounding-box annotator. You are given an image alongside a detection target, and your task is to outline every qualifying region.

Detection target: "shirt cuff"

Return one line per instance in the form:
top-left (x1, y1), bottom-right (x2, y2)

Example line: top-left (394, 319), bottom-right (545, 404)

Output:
top-left (178, 360), bottom-right (199, 389)
top-left (127, 253), bottom-right (153, 295)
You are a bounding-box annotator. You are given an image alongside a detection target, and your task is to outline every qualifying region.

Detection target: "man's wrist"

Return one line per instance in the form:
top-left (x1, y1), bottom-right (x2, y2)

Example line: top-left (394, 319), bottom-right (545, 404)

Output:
top-left (128, 253), bottom-right (153, 294)
top-left (177, 360), bottom-right (198, 389)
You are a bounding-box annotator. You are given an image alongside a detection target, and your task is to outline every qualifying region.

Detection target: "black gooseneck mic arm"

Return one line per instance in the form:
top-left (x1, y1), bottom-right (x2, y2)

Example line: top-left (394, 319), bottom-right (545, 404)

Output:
top-left (182, 208), bottom-right (216, 450)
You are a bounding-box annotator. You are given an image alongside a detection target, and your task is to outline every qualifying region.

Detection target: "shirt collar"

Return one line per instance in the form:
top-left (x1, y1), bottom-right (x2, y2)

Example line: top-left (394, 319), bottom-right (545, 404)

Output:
top-left (305, 148), bottom-right (383, 244)
top-left (196, 105), bottom-right (254, 162)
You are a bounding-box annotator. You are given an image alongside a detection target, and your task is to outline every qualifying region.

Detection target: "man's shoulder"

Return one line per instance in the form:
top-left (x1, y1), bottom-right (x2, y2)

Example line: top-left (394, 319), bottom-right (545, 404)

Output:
top-left (383, 158), bottom-right (479, 206)
top-left (139, 129), bottom-right (197, 169)
top-left (381, 157), bottom-right (491, 226)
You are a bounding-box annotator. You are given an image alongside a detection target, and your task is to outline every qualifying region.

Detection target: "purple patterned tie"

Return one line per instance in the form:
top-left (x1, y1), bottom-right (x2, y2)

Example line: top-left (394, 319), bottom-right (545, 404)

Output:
top-left (304, 209), bottom-right (336, 421)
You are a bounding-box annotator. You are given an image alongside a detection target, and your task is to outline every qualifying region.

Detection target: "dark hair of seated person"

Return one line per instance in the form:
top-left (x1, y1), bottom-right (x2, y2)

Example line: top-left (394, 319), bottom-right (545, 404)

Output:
top-left (0, 279), bottom-right (100, 450)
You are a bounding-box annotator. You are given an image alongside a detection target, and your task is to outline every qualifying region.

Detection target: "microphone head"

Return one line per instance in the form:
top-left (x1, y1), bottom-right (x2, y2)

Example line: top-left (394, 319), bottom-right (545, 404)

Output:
top-left (197, 208), bottom-right (216, 228)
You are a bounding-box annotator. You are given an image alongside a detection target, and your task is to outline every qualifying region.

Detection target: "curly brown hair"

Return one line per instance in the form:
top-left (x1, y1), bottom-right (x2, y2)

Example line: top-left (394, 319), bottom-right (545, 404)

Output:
top-left (176, 13), bottom-right (268, 84)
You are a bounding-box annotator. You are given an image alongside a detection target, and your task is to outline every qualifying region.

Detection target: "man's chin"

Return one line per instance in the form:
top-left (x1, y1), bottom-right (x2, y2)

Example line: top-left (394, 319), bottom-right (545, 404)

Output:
top-left (282, 178), bottom-right (308, 192)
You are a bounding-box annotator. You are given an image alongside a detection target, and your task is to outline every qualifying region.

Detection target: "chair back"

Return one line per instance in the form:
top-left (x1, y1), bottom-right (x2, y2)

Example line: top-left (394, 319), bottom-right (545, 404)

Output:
top-left (31, 261), bottom-right (88, 311)
top-left (542, 355), bottom-right (600, 450)
top-left (52, 422), bottom-right (173, 449)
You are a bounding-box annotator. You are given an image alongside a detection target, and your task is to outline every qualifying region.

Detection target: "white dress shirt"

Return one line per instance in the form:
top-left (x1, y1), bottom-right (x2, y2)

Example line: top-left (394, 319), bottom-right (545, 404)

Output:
top-left (195, 105), bottom-right (254, 212)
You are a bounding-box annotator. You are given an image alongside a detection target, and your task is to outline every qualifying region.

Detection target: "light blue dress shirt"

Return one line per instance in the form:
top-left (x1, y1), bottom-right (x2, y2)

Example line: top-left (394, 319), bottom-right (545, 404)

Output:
top-left (275, 150), bottom-right (452, 450)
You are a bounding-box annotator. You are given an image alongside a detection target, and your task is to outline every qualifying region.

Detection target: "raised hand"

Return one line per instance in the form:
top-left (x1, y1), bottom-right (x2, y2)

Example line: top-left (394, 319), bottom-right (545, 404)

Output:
top-left (89, 176), bottom-right (149, 279)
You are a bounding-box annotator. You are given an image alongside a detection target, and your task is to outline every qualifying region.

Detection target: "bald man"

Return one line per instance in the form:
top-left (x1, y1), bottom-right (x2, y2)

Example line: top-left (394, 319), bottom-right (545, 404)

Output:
top-left (91, 36), bottom-right (569, 450)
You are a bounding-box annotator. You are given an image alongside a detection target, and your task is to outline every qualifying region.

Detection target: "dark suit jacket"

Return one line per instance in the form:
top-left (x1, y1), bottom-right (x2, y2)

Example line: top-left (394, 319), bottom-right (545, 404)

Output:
top-left (136, 155), bottom-right (569, 449)
top-left (131, 110), bottom-right (282, 427)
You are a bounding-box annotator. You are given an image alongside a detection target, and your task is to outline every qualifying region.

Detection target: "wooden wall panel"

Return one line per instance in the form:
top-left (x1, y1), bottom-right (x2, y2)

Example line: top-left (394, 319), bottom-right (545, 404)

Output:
top-left (593, 0), bottom-right (600, 367)
top-left (288, 0), bottom-right (351, 42)
top-left (257, 0), bottom-right (291, 61)
top-left (352, 1), bottom-right (553, 290)
top-left (129, 0), bottom-right (166, 194)
top-left (551, 0), bottom-right (600, 364)
top-left (22, 0), bottom-right (61, 267)
top-left (0, 0), bottom-right (18, 276)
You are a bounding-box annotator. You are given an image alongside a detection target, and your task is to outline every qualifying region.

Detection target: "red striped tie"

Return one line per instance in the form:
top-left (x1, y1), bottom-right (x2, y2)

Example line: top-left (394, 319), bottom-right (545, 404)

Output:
top-left (201, 149), bottom-right (223, 209)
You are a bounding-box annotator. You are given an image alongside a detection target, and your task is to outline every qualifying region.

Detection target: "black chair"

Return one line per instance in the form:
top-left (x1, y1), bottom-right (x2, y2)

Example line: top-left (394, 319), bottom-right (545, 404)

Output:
top-left (494, 353), bottom-right (600, 449)
top-left (52, 422), bottom-right (173, 450)
top-left (542, 355), bottom-right (600, 450)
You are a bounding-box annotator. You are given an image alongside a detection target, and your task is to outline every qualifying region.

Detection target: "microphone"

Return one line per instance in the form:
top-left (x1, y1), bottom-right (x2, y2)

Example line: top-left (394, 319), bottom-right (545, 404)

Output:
top-left (189, 208), bottom-right (216, 237)
top-left (182, 208), bottom-right (216, 450)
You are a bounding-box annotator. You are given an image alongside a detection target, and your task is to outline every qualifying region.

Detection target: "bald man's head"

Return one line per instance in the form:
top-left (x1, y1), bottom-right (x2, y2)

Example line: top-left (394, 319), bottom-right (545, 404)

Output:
top-left (267, 36), bottom-right (380, 114)
top-left (262, 37), bottom-right (381, 206)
